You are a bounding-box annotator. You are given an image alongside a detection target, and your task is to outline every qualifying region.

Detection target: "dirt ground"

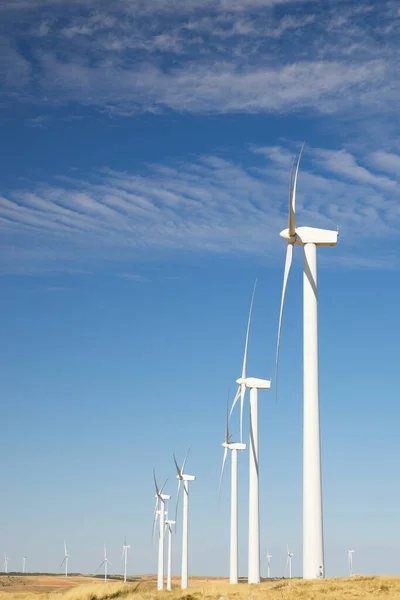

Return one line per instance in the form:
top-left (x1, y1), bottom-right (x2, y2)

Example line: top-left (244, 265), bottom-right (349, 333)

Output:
top-left (0, 575), bottom-right (229, 594)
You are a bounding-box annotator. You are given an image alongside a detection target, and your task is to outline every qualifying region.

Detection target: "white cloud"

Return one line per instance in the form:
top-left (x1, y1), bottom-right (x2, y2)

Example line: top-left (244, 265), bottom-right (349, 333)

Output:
top-left (1, 144), bottom-right (400, 270)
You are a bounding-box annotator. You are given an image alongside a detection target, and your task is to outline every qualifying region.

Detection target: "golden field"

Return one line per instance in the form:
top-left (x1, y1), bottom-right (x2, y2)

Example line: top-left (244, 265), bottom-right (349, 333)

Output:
top-left (0, 575), bottom-right (400, 600)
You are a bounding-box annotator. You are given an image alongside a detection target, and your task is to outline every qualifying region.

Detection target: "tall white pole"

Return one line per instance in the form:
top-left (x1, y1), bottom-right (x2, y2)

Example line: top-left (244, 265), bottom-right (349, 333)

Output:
top-left (65, 557), bottom-right (68, 577)
top-left (181, 481), bottom-right (189, 589)
top-left (158, 501), bottom-right (166, 590)
top-left (124, 550), bottom-right (128, 583)
top-left (105, 560), bottom-right (107, 582)
top-left (167, 526), bottom-right (172, 591)
top-left (22, 557), bottom-right (26, 574)
top-left (248, 387), bottom-right (260, 584)
top-left (267, 555), bottom-right (270, 578)
top-left (289, 556), bottom-right (292, 579)
top-left (230, 449), bottom-right (238, 584)
top-left (303, 243), bottom-right (324, 579)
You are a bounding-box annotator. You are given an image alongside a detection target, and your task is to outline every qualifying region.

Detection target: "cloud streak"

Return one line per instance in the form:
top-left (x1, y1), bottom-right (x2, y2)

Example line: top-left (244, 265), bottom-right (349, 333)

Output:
top-left (1, 144), bottom-right (399, 270)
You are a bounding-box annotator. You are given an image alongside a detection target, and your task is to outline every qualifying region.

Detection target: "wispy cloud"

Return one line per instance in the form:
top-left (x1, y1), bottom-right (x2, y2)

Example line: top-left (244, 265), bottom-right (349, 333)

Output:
top-left (1, 144), bottom-right (399, 270)
top-left (0, 1), bottom-right (398, 118)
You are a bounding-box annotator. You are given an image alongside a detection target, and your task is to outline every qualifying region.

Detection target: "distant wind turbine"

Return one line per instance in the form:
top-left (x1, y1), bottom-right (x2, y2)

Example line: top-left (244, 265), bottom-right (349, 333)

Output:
top-left (230, 281), bottom-right (271, 584)
top-left (276, 143), bottom-right (338, 579)
top-left (266, 550), bottom-right (272, 578)
top-left (22, 556), bottom-right (26, 574)
top-left (97, 544), bottom-right (111, 582)
top-left (286, 546), bottom-right (294, 579)
top-left (347, 549), bottom-right (355, 576)
top-left (121, 538), bottom-right (130, 583)
top-left (153, 472), bottom-right (170, 591)
top-left (165, 518), bottom-right (176, 591)
top-left (3, 553), bottom-right (8, 574)
top-left (174, 448), bottom-right (196, 589)
top-left (60, 541), bottom-right (69, 577)
top-left (219, 398), bottom-right (246, 584)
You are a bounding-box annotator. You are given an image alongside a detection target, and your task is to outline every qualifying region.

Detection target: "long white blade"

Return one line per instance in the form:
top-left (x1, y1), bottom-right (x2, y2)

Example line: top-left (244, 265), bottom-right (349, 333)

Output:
top-left (173, 453), bottom-right (181, 478)
top-left (153, 470), bottom-right (160, 496)
top-left (60, 557), bottom-right (66, 568)
top-left (229, 385), bottom-right (241, 418)
top-left (97, 560), bottom-right (105, 572)
top-left (152, 497), bottom-right (159, 540)
top-left (288, 159), bottom-right (295, 236)
top-left (218, 447), bottom-right (228, 500)
top-left (181, 447), bottom-right (191, 474)
top-left (159, 478), bottom-right (168, 497)
top-left (242, 279), bottom-right (257, 379)
top-left (275, 243), bottom-right (294, 403)
top-left (239, 381), bottom-right (246, 443)
top-left (175, 478), bottom-right (182, 525)
top-left (225, 397), bottom-right (230, 444)
top-left (291, 142), bottom-right (305, 225)
top-left (64, 541), bottom-right (67, 556)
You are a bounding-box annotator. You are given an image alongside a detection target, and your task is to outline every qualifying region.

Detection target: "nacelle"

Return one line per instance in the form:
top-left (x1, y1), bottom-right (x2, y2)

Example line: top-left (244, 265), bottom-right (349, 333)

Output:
top-left (245, 377), bottom-right (271, 389)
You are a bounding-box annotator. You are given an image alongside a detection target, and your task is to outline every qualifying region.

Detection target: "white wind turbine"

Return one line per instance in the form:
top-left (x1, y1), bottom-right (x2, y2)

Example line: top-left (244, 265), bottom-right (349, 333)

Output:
top-left (3, 553), bottom-right (8, 574)
top-left (165, 518), bottom-right (176, 591)
top-left (347, 548), bottom-right (355, 576)
top-left (60, 541), bottom-right (70, 577)
top-left (153, 472), bottom-right (170, 591)
top-left (230, 281), bottom-right (271, 584)
top-left (174, 448), bottom-right (196, 590)
top-left (266, 550), bottom-right (272, 578)
top-left (220, 399), bottom-right (246, 584)
top-left (97, 544), bottom-right (111, 582)
top-left (22, 556), bottom-right (26, 574)
top-left (276, 144), bottom-right (338, 579)
top-left (121, 538), bottom-right (130, 583)
top-left (286, 546), bottom-right (294, 579)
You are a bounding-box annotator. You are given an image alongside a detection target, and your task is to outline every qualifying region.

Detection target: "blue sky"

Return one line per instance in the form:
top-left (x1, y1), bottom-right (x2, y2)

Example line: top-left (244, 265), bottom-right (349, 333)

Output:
top-left (0, 0), bottom-right (399, 579)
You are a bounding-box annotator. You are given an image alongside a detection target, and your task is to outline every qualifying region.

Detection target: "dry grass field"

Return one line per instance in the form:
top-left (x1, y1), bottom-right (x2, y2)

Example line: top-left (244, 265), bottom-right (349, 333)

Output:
top-left (0, 575), bottom-right (400, 599)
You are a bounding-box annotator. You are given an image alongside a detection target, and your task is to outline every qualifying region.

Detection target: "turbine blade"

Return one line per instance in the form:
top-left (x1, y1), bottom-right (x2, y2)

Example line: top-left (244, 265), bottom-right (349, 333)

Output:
top-left (288, 158), bottom-right (295, 236)
top-left (275, 243), bottom-right (294, 403)
top-left (60, 557), bottom-right (66, 568)
top-left (218, 447), bottom-right (228, 500)
top-left (229, 385), bottom-right (241, 419)
top-left (173, 453), bottom-right (181, 477)
top-left (159, 478), bottom-right (168, 495)
top-left (242, 279), bottom-right (257, 379)
top-left (152, 497), bottom-right (159, 540)
top-left (291, 142), bottom-right (305, 226)
top-left (97, 560), bottom-right (105, 572)
top-left (153, 469), bottom-right (160, 496)
top-left (175, 479), bottom-right (182, 525)
top-left (181, 446), bottom-right (191, 474)
top-left (225, 395), bottom-right (230, 443)
top-left (239, 381), bottom-right (246, 444)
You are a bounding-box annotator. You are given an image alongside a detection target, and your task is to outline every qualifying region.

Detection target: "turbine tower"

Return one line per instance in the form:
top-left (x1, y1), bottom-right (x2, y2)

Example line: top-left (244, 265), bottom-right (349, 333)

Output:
top-left (165, 518), bottom-right (176, 591)
top-left (174, 448), bottom-right (196, 590)
top-left (276, 144), bottom-right (338, 579)
top-left (153, 472), bottom-right (170, 591)
top-left (230, 281), bottom-right (271, 584)
top-left (3, 554), bottom-right (8, 574)
top-left (60, 541), bottom-right (70, 577)
top-left (266, 550), bottom-right (272, 578)
top-left (22, 556), bottom-right (26, 574)
top-left (286, 546), bottom-right (294, 579)
top-left (97, 544), bottom-right (111, 582)
top-left (219, 399), bottom-right (246, 584)
top-left (347, 549), bottom-right (355, 576)
top-left (121, 538), bottom-right (131, 583)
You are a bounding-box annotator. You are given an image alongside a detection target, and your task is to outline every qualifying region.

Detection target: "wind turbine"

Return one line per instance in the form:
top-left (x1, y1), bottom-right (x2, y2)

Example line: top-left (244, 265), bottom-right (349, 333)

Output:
top-left (230, 281), bottom-right (271, 584)
top-left (97, 544), bottom-right (111, 582)
top-left (347, 549), bottom-right (355, 576)
top-left (153, 472), bottom-right (170, 591)
top-left (276, 144), bottom-right (338, 579)
top-left (3, 553), bottom-right (8, 574)
top-left (165, 518), bottom-right (176, 591)
top-left (60, 541), bottom-right (69, 577)
top-left (22, 556), bottom-right (26, 574)
top-left (174, 448), bottom-right (196, 589)
top-left (220, 399), bottom-right (246, 584)
top-left (121, 538), bottom-right (130, 583)
top-left (266, 550), bottom-right (272, 578)
top-left (286, 546), bottom-right (294, 579)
